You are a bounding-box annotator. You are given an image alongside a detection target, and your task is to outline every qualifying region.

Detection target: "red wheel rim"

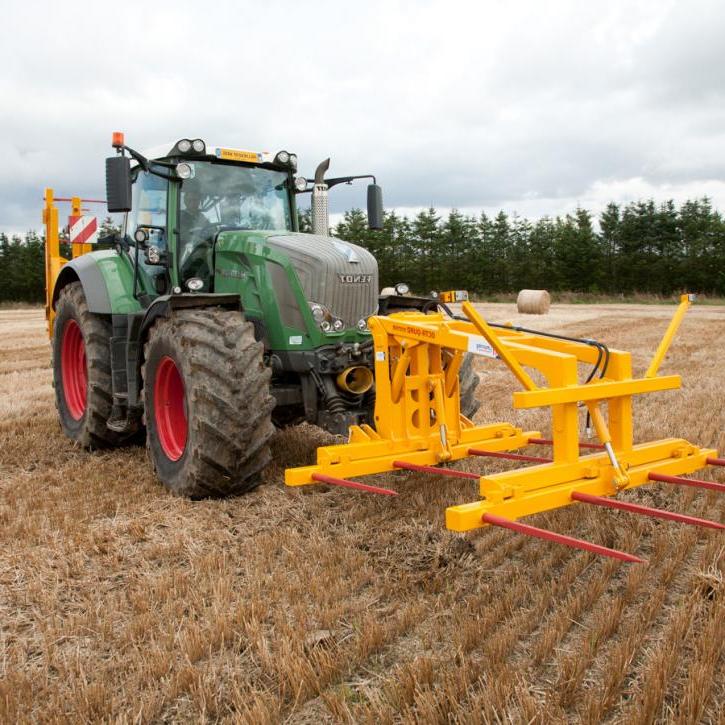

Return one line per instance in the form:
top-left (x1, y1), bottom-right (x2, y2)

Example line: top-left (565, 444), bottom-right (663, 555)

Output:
top-left (61, 319), bottom-right (87, 420)
top-left (154, 356), bottom-right (187, 461)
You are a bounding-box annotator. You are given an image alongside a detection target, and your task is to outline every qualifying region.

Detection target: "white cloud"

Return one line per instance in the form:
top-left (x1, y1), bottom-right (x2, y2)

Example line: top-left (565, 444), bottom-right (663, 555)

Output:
top-left (1, 0), bottom-right (725, 234)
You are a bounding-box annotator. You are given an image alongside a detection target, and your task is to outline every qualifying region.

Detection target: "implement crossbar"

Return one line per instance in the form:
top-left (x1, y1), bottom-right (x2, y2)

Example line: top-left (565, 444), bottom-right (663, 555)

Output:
top-left (393, 461), bottom-right (479, 480)
top-left (648, 472), bottom-right (725, 493)
top-left (482, 513), bottom-right (644, 563)
top-left (469, 448), bottom-right (553, 464)
top-left (571, 491), bottom-right (724, 530)
top-left (707, 457), bottom-right (725, 466)
top-left (528, 436), bottom-right (605, 450)
top-left (50, 197), bottom-right (107, 204)
top-left (311, 473), bottom-right (397, 496)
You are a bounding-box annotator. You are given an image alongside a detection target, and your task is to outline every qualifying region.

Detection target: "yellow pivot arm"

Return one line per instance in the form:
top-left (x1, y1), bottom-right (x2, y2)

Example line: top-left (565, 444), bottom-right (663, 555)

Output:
top-left (645, 294), bottom-right (694, 378)
top-left (462, 301), bottom-right (539, 391)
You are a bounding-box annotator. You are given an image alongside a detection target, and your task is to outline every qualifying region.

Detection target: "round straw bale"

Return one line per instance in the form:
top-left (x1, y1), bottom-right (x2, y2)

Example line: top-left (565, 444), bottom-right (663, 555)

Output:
top-left (516, 289), bottom-right (550, 314)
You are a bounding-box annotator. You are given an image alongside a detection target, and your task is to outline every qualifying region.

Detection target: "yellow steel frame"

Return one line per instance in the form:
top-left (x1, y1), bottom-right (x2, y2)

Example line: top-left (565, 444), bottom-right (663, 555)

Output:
top-left (285, 296), bottom-right (718, 531)
top-left (43, 188), bottom-right (66, 336)
top-left (43, 188), bottom-right (94, 337)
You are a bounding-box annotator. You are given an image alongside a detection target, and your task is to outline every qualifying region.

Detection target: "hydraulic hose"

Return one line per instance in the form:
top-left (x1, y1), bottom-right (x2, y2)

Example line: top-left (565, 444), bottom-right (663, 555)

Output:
top-left (440, 304), bottom-right (611, 432)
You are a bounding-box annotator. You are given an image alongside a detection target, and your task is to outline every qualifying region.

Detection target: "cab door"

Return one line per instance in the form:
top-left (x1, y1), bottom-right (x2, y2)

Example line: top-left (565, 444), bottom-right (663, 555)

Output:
top-left (123, 169), bottom-right (170, 298)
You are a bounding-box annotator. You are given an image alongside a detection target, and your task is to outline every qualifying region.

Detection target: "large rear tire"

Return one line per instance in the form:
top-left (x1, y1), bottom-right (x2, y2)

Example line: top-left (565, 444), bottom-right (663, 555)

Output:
top-left (142, 308), bottom-right (275, 497)
top-left (52, 282), bottom-right (123, 448)
top-left (459, 353), bottom-right (481, 420)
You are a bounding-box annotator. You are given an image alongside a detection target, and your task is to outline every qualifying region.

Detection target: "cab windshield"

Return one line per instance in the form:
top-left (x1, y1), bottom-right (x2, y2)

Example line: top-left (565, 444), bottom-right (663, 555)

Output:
top-left (178, 161), bottom-right (293, 285)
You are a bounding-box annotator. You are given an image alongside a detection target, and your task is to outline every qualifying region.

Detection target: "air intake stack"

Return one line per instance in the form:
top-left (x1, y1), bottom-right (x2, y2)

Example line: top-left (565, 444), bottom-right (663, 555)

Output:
top-left (311, 158), bottom-right (331, 236)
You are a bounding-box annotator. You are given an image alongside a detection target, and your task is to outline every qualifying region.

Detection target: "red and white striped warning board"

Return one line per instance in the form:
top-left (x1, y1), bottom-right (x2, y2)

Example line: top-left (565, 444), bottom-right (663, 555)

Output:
top-left (69, 215), bottom-right (98, 246)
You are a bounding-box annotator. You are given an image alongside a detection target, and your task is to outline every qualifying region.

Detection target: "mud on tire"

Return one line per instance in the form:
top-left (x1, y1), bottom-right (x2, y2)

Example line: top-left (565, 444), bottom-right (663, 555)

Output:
top-left (52, 281), bottom-right (124, 448)
top-left (142, 308), bottom-right (275, 497)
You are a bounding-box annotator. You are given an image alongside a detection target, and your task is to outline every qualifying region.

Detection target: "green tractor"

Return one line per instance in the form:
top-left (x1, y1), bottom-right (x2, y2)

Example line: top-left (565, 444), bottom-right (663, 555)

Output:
top-left (47, 133), bottom-right (480, 497)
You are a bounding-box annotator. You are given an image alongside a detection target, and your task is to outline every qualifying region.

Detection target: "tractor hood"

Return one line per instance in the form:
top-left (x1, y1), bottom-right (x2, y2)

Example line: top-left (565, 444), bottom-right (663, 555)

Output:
top-left (214, 230), bottom-right (379, 329)
top-left (265, 232), bottom-right (379, 327)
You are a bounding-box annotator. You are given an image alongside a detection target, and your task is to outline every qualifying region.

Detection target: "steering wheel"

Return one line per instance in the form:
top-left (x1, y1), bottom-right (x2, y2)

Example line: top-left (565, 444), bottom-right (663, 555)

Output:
top-left (180, 224), bottom-right (220, 284)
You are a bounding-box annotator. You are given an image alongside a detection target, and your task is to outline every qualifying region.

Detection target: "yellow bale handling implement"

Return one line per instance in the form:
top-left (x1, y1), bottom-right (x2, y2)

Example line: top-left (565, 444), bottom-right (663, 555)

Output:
top-left (287, 296), bottom-right (723, 562)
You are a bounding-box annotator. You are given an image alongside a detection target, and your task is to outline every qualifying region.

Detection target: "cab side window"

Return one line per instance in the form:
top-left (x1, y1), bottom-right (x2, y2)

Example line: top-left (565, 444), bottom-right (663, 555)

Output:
top-left (125, 170), bottom-right (169, 251)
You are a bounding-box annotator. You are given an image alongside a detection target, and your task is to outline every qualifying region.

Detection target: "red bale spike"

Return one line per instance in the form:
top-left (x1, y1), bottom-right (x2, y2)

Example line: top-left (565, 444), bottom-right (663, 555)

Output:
top-left (482, 513), bottom-right (645, 563)
top-left (707, 457), bottom-right (725, 466)
top-left (393, 460), bottom-right (479, 479)
top-left (528, 436), bottom-right (605, 450)
top-left (571, 491), bottom-right (725, 531)
top-left (648, 472), bottom-right (725, 493)
top-left (468, 448), bottom-right (553, 464)
top-left (311, 473), bottom-right (397, 496)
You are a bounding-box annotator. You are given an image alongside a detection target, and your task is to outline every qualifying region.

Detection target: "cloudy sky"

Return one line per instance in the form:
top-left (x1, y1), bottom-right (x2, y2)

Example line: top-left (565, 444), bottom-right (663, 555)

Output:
top-left (2, 0), bottom-right (725, 234)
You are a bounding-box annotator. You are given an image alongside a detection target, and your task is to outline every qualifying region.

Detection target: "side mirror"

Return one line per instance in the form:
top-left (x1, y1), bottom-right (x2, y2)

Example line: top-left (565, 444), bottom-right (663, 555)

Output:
top-left (367, 184), bottom-right (384, 230)
top-left (106, 156), bottom-right (132, 212)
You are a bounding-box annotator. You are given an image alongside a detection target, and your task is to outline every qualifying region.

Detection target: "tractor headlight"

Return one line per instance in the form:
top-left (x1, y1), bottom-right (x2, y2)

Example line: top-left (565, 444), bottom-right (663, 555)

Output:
top-left (357, 318), bottom-right (369, 332)
top-left (320, 320), bottom-right (332, 332)
top-left (309, 302), bottom-right (328, 324)
top-left (332, 319), bottom-right (344, 332)
top-left (192, 139), bottom-right (205, 153)
top-left (176, 162), bottom-right (194, 179)
top-left (289, 153), bottom-right (297, 168)
top-left (395, 282), bottom-right (410, 296)
top-left (294, 176), bottom-right (308, 192)
top-left (186, 277), bottom-right (204, 291)
top-left (309, 301), bottom-right (333, 324)
top-left (275, 150), bottom-right (290, 165)
top-left (177, 139), bottom-right (192, 153)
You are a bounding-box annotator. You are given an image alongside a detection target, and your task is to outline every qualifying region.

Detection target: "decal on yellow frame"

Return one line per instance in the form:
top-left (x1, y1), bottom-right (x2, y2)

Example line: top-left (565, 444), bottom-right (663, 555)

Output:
top-left (217, 148), bottom-right (261, 163)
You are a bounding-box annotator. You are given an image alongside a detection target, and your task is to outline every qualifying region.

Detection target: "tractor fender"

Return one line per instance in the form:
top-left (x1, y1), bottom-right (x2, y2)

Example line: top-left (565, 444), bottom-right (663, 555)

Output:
top-left (52, 254), bottom-right (113, 314)
top-left (137, 292), bottom-right (243, 339)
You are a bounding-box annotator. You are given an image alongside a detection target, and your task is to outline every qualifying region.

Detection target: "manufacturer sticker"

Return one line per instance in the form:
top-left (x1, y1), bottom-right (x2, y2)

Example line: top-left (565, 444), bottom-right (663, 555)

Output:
top-left (289, 335), bottom-right (303, 345)
top-left (375, 351), bottom-right (386, 361)
top-left (392, 323), bottom-right (436, 339)
top-left (216, 148), bottom-right (261, 163)
top-left (467, 335), bottom-right (498, 358)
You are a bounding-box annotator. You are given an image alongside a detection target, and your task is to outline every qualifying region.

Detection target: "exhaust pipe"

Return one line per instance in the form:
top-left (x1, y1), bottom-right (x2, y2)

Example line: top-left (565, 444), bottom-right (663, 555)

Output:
top-left (311, 158), bottom-right (330, 236)
top-left (336, 365), bottom-right (374, 394)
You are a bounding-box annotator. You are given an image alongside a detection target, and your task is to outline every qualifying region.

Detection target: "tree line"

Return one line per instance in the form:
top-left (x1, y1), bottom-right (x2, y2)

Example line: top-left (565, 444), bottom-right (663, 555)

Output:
top-left (330, 198), bottom-right (725, 296)
top-left (1, 198), bottom-right (723, 303)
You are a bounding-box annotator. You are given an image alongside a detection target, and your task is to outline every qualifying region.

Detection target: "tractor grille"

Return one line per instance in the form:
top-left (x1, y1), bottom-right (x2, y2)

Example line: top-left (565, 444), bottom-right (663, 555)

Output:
top-left (266, 233), bottom-right (379, 327)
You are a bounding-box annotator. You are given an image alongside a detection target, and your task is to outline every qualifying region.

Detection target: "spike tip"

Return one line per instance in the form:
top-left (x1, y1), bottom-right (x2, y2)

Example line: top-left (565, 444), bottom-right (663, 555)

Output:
top-left (572, 491), bottom-right (724, 530)
top-left (482, 512), bottom-right (644, 563)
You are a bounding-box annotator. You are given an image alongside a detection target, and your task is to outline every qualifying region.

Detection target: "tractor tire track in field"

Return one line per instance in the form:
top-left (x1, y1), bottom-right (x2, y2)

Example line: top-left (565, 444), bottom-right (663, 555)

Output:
top-left (0, 304), bottom-right (722, 722)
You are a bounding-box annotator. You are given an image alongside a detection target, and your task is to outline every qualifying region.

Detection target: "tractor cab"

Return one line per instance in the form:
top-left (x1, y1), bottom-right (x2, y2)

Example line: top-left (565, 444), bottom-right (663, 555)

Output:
top-left (113, 137), bottom-right (301, 298)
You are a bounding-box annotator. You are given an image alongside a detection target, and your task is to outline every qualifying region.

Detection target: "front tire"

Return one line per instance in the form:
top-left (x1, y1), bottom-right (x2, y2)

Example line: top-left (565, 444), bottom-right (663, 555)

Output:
top-left (52, 282), bottom-right (123, 447)
top-left (143, 308), bottom-right (275, 497)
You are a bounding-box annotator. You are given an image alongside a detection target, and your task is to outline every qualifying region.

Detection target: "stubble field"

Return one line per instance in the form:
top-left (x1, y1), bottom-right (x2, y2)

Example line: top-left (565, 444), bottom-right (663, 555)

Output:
top-left (0, 303), bottom-right (723, 723)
